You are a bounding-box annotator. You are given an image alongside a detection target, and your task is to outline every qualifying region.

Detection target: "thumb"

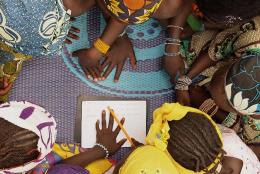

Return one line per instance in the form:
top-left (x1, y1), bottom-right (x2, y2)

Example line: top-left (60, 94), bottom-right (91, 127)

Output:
top-left (129, 49), bottom-right (137, 70)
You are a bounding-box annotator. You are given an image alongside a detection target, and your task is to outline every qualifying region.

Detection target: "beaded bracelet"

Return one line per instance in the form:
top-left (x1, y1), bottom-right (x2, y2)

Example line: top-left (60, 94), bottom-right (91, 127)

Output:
top-left (199, 98), bottom-right (219, 117)
top-left (95, 143), bottom-right (109, 158)
top-left (175, 75), bottom-right (192, 90)
top-left (93, 38), bottom-right (110, 54)
top-left (167, 25), bottom-right (184, 30)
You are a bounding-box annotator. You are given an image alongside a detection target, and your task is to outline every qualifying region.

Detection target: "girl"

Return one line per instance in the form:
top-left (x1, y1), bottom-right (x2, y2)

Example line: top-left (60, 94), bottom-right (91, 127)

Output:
top-left (0, 101), bottom-right (126, 174)
top-left (114, 103), bottom-right (260, 174)
top-left (165, 0), bottom-right (260, 85)
top-left (0, 0), bottom-right (83, 103)
top-left (73, 0), bottom-right (192, 82)
top-left (0, 101), bottom-right (56, 173)
top-left (188, 55), bottom-right (260, 158)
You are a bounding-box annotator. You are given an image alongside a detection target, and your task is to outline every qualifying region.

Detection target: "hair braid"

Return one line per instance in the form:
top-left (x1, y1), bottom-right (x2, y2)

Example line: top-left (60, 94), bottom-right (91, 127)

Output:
top-left (0, 118), bottom-right (39, 170)
top-left (167, 112), bottom-right (223, 172)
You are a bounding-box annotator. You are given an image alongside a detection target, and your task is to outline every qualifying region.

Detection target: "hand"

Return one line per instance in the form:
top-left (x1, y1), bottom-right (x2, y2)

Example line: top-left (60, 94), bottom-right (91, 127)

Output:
top-left (176, 89), bottom-right (190, 106)
top-left (0, 77), bottom-right (13, 96)
top-left (164, 55), bottom-right (185, 84)
top-left (95, 110), bottom-right (127, 156)
top-left (101, 35), bottom-right (136, 82)
top-left (131, 138), bottom-right (143, 147)
top-left (65, 18), bottom-right (80, 44)
top-left (73, 47), bottom-right (103, 81)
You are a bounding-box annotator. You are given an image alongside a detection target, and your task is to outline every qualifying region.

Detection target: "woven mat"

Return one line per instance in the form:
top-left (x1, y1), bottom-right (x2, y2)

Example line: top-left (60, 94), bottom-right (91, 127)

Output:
top-left (9, 7), bottom-right (174, 160)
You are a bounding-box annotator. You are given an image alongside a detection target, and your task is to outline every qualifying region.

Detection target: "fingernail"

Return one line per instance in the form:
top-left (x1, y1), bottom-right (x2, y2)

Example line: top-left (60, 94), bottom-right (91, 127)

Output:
top-left (94, 78), bottom-right (98, 82)
top-left (114, 80), bottom-right (118, 83)
top-left (102, 77), bottom-right (106, 80)
top-left (87, 75), bottom-right (91, 79)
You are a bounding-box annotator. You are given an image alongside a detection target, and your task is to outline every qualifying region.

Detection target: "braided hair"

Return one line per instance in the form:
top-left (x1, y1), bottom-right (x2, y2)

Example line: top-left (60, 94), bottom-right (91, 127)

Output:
top-left (167, 112), bottom-right (223, 172)
top-left (196, 0), bottom-right (260, 25)
top-left (0, 118), bottom-right (39, 169)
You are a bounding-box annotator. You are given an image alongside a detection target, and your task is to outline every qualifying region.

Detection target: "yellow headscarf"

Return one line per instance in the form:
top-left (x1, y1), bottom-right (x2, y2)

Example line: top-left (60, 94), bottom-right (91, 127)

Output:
top-left (119, 103), bottom-right (223, 174)
top-left (119, 145), bottom-right (179, 174)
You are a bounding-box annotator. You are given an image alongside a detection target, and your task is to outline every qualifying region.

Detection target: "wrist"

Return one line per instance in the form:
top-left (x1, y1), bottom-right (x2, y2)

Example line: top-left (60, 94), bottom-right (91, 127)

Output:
top-left (94, 143), bottom-right (110, 158)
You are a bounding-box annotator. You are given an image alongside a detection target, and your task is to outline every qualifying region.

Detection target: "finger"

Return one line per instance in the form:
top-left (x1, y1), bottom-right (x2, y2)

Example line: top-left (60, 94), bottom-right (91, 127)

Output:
top-left (129, 49), bottom-right (137, 70)
top-left (101, 110), bottom-right (107, 129)
top-left (67, 32), bottom-right (79, 40)
top-left (103, 64), bottom-right (115, 80)
top-left (114, 118), bottom-right (125, 135)
top-left (117, 138), bottom-right (127, 148)
top-left (93, 67), bottom-right (101, 80)
top-left (64, 39), bottom-right (72, 44)
top-left (81, 66), bottom-right (91, 79)
top-left (0, 82), bottom-right (12, 95)
top-left (101, 57), bottom-right (110, 70)
top-left (69, 26), bottom-right (80, 33)
top-left (96, 120), bottom-right (101, 132)
top-left (108, 111), bottom-right (114, 131)
top-left (131, 138), bottom-right (143, 146)
top-left (88, 68), bottom-right (98, 81)
top-left (114, 64), bottom-right (123, 83)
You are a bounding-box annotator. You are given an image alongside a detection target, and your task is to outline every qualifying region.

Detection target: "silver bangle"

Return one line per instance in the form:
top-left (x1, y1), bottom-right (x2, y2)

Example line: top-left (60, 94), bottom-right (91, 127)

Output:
top-left (164, 42), bottom-right (181, 46)
top-left (175, 75), bottom-right (192, 90)
top-left (164, 52), bottom-right (180, 57)
top-left (167, 25), bottom-right (184, 30)
top-left (95, 143), bottom-right (109, 158)
top-left (165, 38), bottom-right (181, 43)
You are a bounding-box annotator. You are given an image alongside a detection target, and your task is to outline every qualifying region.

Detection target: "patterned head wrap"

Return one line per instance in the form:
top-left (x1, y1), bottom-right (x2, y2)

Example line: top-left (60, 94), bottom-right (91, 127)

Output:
top-left (104, 0), bottom-right (162, 24)
top-left (0, 0), bottom-right (71, 57)
top-left (225, 54), bottom-right (260, 115)
top-left (120, 103), bottom-right (224, 174)
top-left (0, 101), bottom-right (57, 174)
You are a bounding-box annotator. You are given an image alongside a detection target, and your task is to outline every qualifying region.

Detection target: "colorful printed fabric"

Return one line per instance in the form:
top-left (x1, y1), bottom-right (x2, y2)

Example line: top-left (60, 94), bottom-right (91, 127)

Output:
top-left (48, 164), bottom-right (89, 174)
top-left (181, 16), bottom-right (260, 62)
top-left (219, 125), bottom-right (260, 174)
top-left (104, 0), bottom-right (162, 24)
top-left (225, 54), bottom-right (260, 115)
top-left (0, 0), bottom-right (71, 57)
top-left (30, 144), bottom-right (113, 174)
top-left (0, 42), bottom-right (31, 102)
top-left (0, 101), bottom-right (57, 174)
top-left (222, 114), bottom-right (260, 144)
top-left (237, 115), bottom-right (260, 144)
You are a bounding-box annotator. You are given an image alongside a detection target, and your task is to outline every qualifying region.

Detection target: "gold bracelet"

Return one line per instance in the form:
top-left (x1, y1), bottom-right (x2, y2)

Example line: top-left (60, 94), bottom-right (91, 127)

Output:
top-left (93, 38), bottom-right (110, 54)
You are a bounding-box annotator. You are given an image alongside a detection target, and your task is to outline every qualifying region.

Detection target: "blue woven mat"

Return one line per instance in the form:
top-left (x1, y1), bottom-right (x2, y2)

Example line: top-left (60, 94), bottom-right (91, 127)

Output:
top-left (9, 7), bottom-right (174, 160)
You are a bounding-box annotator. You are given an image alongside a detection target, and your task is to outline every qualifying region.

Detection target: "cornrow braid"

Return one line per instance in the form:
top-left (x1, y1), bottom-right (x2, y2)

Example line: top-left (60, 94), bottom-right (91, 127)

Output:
top-left (167, 112), bottom-right (223, 172)
top-left (0, 118), bottom-right (39, 170)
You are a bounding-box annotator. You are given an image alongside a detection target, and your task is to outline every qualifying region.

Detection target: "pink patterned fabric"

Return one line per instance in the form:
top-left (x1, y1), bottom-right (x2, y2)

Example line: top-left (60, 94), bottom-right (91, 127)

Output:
top-left (219, 125), bottom-right (260, 174)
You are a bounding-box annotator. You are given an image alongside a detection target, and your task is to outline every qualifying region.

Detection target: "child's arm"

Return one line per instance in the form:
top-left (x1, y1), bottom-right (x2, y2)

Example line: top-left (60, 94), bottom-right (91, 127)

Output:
top-left (176, 51), bottom-right (217, 105)
top-left (73, 18), bottom-right (127, 81)
top-left (59, 110), bottom-right (126, 167)
top-left (164, 0), bottom-right (192, 83)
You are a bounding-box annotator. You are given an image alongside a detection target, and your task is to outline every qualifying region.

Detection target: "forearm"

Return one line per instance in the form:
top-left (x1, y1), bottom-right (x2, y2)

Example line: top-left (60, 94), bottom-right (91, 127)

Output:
top-left (167, 0), bottom-right (192, 38)
top-left (166, 0), bottom-right (192, 54)
top-left (98, 18), bottom-right (127, 46)
top-left (61, 146), bottom-right (105, 168)
top-left (186, 51), bottom-right (217, 79)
